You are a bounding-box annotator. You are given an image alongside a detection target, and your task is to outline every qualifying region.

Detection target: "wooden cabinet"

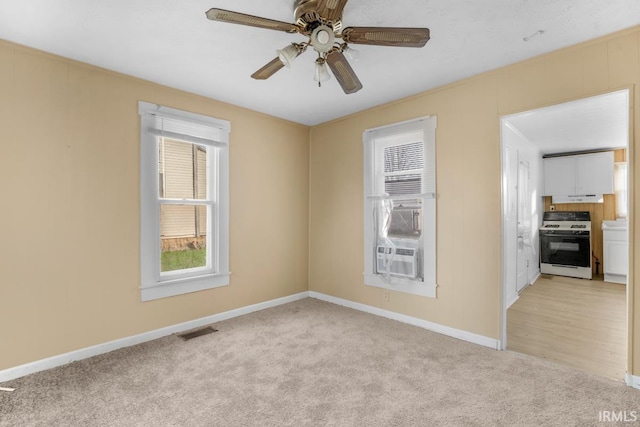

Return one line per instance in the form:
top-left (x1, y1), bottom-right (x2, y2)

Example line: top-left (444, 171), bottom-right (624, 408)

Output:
top-left (543, 151), bottom-right (614, 196)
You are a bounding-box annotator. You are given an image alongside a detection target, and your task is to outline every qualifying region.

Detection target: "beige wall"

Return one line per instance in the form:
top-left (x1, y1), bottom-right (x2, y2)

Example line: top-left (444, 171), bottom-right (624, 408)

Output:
top-left (2, 25), bottom-right (639, 378)
top-left (0, 40), bottom-right (310, 370)
top-left (309, 27), bottom-right (639, 374)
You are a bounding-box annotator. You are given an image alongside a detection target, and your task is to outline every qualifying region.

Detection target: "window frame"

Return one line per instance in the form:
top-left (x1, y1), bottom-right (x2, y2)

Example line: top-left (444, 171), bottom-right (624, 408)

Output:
top-left (139, 101), bottom-right (231, 302)
top-left (363, 116), bottom-right (437, 298)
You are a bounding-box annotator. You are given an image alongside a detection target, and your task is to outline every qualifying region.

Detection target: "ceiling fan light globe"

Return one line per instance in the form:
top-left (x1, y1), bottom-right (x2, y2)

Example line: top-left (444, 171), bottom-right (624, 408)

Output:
top-left (314, 61), bottom-right (331, 83)
top-left (277, 44), bottom-right (300, 68)
top-left (344, 46), bottom-right (360, 61)
top-left (311, 25), bottom-right (335, 53)
top-left (317, 30), bottom-right (330, 44)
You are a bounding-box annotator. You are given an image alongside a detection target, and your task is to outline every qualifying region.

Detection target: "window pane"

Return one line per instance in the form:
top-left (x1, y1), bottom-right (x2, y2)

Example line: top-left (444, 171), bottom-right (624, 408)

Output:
top-left (158, 138), bottom-right (207, 200)
top-left (384, 141), bottom-right (424, 173)
top-left (160, 204), bottom-right (208, 272)
top-left (614, 162), bottom-right (627, 219)
top-left (388, 201), bottom-right (422, 238)
top-left (383, 141), bottom-right (424, 195)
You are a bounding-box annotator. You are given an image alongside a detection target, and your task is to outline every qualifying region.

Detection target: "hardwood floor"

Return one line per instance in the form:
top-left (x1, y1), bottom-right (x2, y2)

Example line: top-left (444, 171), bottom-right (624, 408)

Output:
top-left (507, 274), bottom-right (626, 381)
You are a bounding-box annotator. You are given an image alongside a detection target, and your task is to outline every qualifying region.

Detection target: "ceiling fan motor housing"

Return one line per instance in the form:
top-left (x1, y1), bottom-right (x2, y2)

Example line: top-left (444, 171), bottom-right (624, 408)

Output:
top-left (294, 0), bottom-right (322, 24)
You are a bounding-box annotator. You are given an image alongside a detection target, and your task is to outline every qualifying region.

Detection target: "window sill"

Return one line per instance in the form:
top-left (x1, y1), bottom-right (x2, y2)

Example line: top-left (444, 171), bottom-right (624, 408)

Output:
top-left (364, 273), bottom-right (437, 298)
top-left (141, 272), bottom-right (230, 301)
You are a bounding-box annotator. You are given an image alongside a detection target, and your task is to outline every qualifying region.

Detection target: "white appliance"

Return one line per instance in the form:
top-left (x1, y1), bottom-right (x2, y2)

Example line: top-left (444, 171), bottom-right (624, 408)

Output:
top-left (539, 211), bottom-right (592, 279)
top-left (376, 245), bottom-right (418, 278)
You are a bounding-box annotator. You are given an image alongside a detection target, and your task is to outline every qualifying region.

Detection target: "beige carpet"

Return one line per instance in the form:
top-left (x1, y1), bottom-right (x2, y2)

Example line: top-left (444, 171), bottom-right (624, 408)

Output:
top-left (1, 298), bottom-right (639, 426)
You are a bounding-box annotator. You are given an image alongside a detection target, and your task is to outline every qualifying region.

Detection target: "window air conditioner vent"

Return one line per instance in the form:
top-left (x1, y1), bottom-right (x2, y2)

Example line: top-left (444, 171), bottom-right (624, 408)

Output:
top-left (376, 245), bottom-right (418, 278)
top-left (395, 248), bottom-right (414, 256)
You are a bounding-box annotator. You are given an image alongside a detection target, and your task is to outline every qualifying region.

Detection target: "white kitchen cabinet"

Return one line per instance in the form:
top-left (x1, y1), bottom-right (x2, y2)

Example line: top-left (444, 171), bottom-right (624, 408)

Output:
top-left (543, 151), bottom-right (614, 196)
top-left (602, 220), bottom-right (628, 284)
top-left (543, 156), bottom-right (576, 195)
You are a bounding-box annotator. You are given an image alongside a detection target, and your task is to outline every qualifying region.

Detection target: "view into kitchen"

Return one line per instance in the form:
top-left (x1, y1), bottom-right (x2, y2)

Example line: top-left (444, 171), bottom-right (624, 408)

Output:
top-left (501, 89), bottom-right (630, 381)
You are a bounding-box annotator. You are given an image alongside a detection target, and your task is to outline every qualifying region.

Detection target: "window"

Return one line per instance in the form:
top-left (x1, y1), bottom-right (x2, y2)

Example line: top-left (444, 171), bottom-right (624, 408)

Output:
top-left (363, 117), bottom-right (437, 297)
top-left (614, 162), bottom-right (627, 219)
top-left (139, 101), bottom-right (230, 301)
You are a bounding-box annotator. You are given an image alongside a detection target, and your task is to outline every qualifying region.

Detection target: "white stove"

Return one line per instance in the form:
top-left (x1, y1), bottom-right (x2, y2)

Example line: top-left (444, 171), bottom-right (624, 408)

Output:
top-left (539, 211), bottom-right (592, 279)
top-left (540, 223), bottom-right (590, 230)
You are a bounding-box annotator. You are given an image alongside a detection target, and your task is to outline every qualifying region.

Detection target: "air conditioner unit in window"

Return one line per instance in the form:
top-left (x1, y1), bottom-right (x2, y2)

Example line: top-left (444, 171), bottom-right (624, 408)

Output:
top-left (376, 245), bottom-right (418, 278)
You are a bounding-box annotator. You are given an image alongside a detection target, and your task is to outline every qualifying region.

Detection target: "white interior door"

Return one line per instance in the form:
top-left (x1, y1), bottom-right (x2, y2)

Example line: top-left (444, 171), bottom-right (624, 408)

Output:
top-left (516, 160), bottom-right (530, 292)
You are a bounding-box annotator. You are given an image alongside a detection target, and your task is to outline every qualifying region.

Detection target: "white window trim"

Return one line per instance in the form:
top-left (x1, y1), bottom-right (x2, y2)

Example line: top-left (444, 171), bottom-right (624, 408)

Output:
top-left (363, 116), bottom-right (437, 298)
top-left (139, 101), bottom-right (231, 301)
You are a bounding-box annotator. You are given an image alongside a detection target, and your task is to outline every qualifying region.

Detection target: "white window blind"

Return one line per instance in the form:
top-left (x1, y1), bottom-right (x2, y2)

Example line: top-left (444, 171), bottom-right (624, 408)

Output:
top-left (383, 141), bottom-right (425, 196)
top-left (140, 107), bottom-right (229, 149)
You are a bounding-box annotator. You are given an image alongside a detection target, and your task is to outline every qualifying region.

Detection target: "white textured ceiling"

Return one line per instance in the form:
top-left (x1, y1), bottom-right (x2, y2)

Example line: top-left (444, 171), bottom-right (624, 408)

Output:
top-left (504, 90), bottom-right (630, 155)
top-left (1, 1), bottom-right (639, 125)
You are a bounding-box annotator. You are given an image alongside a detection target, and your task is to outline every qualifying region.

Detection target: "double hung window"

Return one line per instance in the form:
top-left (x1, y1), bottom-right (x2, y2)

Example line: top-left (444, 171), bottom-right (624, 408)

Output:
top-left (363, 117), bottom-right (437, 297)
top-left (139, 101), bottom-right (230, 301)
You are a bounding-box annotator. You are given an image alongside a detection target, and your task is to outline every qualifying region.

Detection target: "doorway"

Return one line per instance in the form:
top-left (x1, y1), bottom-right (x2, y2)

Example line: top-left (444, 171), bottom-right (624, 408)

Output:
top-left (500, 89), bottom-right (631, 380)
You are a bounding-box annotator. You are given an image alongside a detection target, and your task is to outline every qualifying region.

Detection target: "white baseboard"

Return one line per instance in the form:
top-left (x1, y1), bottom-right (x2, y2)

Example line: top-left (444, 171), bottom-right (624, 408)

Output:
top-left (506, 292), bottom-right (519, 309)
top-left (529, 270), bottom-right (541, 285)
top-left (309, 291), bottom-right (501, 350)
top-left (626, 374), bottom-right (640, 390)
top-left (0, 292), bottom-right (309, 383)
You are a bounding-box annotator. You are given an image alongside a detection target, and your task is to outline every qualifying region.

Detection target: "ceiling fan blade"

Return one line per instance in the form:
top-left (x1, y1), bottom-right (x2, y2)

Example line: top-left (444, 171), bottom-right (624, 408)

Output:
top-left (251, 57), bottom-right (285, 80)
top-left (341, 27), bottom-right (430, 47)
top-left (316, 0), bottom-right (350, 22)
top-left (326, 50), bottom-right (362, 94)
top-left (205, 8), bottom-right (299, 33)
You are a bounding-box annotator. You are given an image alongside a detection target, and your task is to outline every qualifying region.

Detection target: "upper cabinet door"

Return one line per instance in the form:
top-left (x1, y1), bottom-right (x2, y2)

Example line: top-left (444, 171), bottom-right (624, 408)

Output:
top-left (543, 151), bottom-right (614, 196)
top-left (543, 156), bottom-right (575, 196)
top-left (576, 151), bottom-right (614, 195)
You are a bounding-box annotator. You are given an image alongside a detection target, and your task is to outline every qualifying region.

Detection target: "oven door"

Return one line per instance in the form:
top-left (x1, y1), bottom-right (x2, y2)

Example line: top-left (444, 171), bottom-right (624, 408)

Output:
top-left (539, 231), bottom-right (590, 268)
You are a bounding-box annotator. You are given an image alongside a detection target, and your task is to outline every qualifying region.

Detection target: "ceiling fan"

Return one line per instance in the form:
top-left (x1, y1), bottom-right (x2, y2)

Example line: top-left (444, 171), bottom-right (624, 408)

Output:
top-left (205, 0), bottom-right (430, 94)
